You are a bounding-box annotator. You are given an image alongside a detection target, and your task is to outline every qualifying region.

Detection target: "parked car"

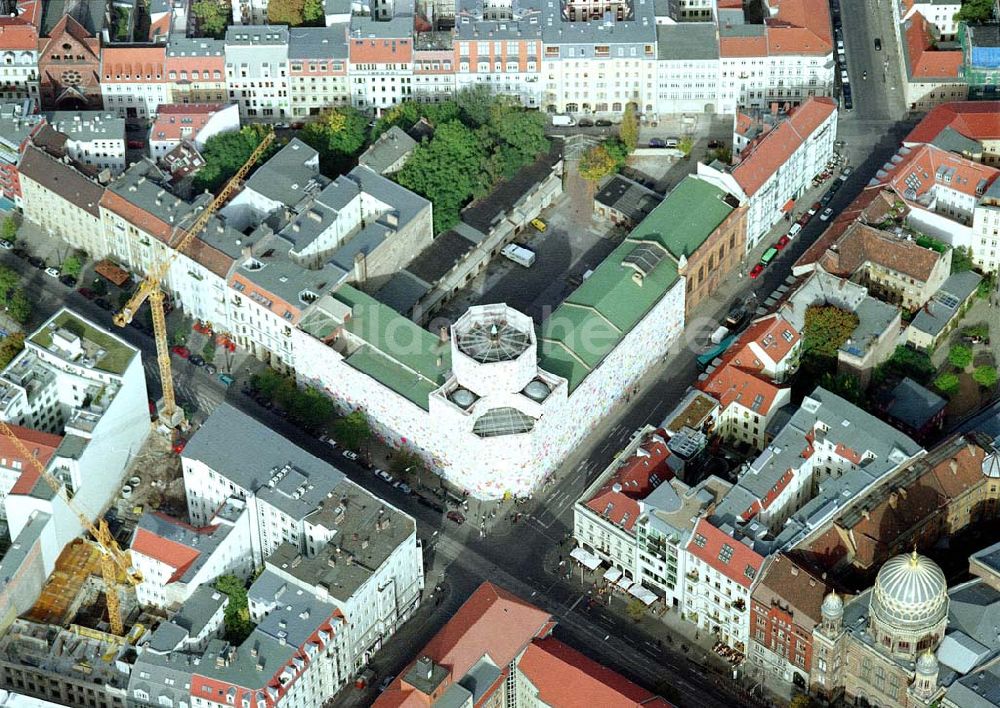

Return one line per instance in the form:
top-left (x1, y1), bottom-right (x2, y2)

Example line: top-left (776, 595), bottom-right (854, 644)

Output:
top-left (724, 305), bottom-right (749, 329)
top-left (788, 223), bottom-right (803, 238)
top-left (530, 218), bottom-right (547, 232)
top-left (594, 119), bottom-right (613, 127)
top-left (820, 207), bottom-right (834, 221)
top-left (377, 676), bottom-right (395, 693)
top-left (840, 166), bottom-right (853, 179)
top-left (648, 138), bottom-right (666, 148)
top-left (204, 363), bottom-right (217, 375)
top-left (577, 118), bottom-right (594, 127)
top-left (77, 287), bottom-right (96, 300)
top-left (775, 235), bottom-right (790, 250)
top-left (28, 256), bottom-right (44, 269)
top-left (375, 469), bottom-right (394, 484)
top-left (44, 266), bottom-right (59, 278)
top-left (0, 240), bottom-right (12, 250)
top-left (94, 297), bottom-right (112, 310)
top-left (394, 481), bottom-right (412, 495)
top-left (447, 511), bottom-right (465, 524)
top-left (874, 37), bottom-right (882, 50)
top-left (808, 202), bottom-right (821, 217)
top-left (749, 264), bottom-right (765, 279)
top-left (796, 213), bottom-right (810, 226)
top-left (59, 274), bottom-right (77, 287)
top-left (343, 450), bottom-right (359, 461)
top-left (171, 345), bottom-right (191, 359)
top-left (188, 354), bottom-right (205, 367)
top-left (11, 247), bottom-right (26, 258)
top-left (820, 191), bottom-right (834, 206)
top-left (707, 139), bottom-right (724, 149)
top-left (318, 434), bottom-right (337, 448)
top-left (172, 438), bottom-right (187, 454)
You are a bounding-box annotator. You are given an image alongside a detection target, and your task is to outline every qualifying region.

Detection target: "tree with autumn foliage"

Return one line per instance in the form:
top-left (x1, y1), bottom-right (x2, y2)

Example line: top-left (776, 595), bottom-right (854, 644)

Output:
top-left (299, 107), bottom-right (368, 175)
top-left (619, 103), bottom-right (639, 153)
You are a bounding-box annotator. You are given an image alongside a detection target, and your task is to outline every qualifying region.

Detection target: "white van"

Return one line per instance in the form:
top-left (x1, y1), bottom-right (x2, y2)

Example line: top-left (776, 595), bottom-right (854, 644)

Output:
top-left (551, 114), bottom-right (576, 127)
top-left (710, 325), bottom-right (730, 345)
top-left (502, 244), bottom-right (537, 267)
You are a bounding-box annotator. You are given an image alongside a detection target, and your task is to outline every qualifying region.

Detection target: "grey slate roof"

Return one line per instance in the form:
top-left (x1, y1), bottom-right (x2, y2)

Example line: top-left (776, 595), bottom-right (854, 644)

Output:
top-left (350, 16), bottom-right (414, 38)
top-left (174, 585), bottom-right (227, 638)
top-left (166, 38), bottom-right (225, 57)
top-left (133, 511), bottom-right (234, 584)
top-left (405, 229), bottom-right (478, 285)
top-left (358, 126), bottom-right (417, 174)
top-left (0, 101), bottom-right (43, 152)
top-left (183, 404), bottom-right (346, 498)
top-left (656, 23), bottom-right (720, 60)
top-left (42, 0), bottom-right (106, 35)
top-left (885, 377), bottom-right (946, 430)
top-left (46, 112), bottom-right (125, 143)
top-left (374, 271), bottom-right (430, 315)
top-left (245, 139), bottom-right (324, 208)
top-left (910, 270), bottom-right (983, 337)
top-left (225, 25), bottom-right (290, 45)
top-left (288, 26), bottom-right (349, 59)
top-left (594, 175), bottom-right (663, 222)
top-left (932, 125), bottom-right (983, 156)
top-left (18, 145), bottom-right (104, 218)
top-left (236, 237), bottom-right (345, 316)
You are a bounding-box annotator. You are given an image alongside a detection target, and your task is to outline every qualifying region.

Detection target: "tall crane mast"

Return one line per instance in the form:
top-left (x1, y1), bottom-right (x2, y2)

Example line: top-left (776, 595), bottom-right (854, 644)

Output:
top-left (114, 131), bottom-right (275, 426)
top-left (0, 420), bottom-right (141, 636)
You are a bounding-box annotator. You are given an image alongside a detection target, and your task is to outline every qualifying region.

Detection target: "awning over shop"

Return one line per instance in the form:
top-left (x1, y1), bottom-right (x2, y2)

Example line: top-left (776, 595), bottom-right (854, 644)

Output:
top-left (781, 199), bottom-right (795, 213)
top-left (603, 567), bottom-right (623, 583)
top-left (571, 547), bottom-right (601, 570)
top-left (616, 574), bottom-right (633, 589)
top-left (628, 585), bottom-right (659, 606)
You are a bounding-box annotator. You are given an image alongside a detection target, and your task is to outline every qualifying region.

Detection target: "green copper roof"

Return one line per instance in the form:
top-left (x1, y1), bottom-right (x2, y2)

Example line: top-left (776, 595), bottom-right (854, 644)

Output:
top-left (334, 285), bottom-right (451, 409)
top-left (539, 176), bottom-right (734, 391)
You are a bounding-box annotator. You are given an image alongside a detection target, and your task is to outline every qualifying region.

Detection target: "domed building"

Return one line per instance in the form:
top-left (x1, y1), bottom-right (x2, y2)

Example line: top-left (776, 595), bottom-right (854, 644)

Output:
top-left (868, 551), bottom-right (949, 657)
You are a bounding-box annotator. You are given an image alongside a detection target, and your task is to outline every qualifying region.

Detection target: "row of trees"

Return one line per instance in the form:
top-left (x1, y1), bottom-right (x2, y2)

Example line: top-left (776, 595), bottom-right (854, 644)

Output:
top-left (250, 369), bottom-right (336, 430)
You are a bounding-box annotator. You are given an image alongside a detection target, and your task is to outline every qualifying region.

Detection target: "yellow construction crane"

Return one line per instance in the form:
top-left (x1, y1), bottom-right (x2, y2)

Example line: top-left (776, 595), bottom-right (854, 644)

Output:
top-left (0, 420), bottom-right (140, 636)
top-left (114, 131), bottom-right (276, 427)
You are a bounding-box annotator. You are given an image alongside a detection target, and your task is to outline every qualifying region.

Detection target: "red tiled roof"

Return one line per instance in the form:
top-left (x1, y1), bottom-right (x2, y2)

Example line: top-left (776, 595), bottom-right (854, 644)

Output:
top-left (0, 23), bottom-right (38, 50)
top-left (765, 0), bottom-right (834, 54)
top-left (687, 518), bottom-right (765, 588)
top-left (729, 314), bottom-right (801, 370)
top-left (732, 97), bottom-right (837, 195)
top-left (794, 186), bottom-right (896, 271)
top-left (374, 582), bottom-right (552, 707)
top-left (905, 16), bottom-right (962, 79)
top-left (4, 426), bottom-right (63, 496)
top-left (720, 35), bottom-right (768, 58)
top-left (698, 361), bottom-right (783, 416)
top-left (817, 221), bottom-right (944, 282)
top-left (584, 429), bottom-right (672, 532)
top-left (753, 554), bottom-right (837, 633)
top-left (151, 103), bottom-right (225, 143)
top-left (517, 638), bottom-right (673, 707)
top-left (131, 527), bottom-right (202, 580)
top-left (101, 46), bottom-right (167, 83)
top-left (904, 101), bottom-right (1000, 145)
top-left (878, 143), bottom-right (1000, 201)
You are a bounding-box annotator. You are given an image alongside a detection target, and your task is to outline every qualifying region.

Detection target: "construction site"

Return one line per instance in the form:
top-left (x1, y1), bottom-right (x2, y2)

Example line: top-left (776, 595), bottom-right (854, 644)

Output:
top-left (0, 431), bottom-right (187, 706)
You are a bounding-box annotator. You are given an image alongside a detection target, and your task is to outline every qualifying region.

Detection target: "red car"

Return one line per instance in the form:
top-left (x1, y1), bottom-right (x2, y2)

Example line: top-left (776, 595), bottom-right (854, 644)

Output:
top-left (77, 287), bottom-right (96, 300)
top-left (446, 511), bottom-right (465, 524)
top-left (171, 345), bottom-right (191, 359)
top-left (808, 202), bottom-right (821, 217)
top-left (127, 139), bottom-right (144, 149)
top-left (750, 264), bottom-right (765, 279)
top-left (172, 438), bottom-right (187, 454)
top-left (775, 235), bottom-right (790, 250)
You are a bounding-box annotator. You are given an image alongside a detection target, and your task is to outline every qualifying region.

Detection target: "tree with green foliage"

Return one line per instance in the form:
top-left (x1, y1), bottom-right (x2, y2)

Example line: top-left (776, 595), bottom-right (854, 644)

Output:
top-left (268, 0), bottom-right (306, 24)
top-left (455, 85), bottom-right (496, 128)
top-left (299, 107), bottom-right (368, 175)
top-left (304, 0), bottom-right (325, 23)
top-left (678, 136), bottom-right (694, 156)
top-left (951, 245), bottom-right (976, 274)
top-left (625, 598), bottom-right (646, 622)
top-left (251, 368), bottom-right (288, 399)
top-left (0, 216), bottom-right (15, 242)
top-left (954, 0), bottom-right (996, 23)
top-left (286, 386), bottom-right (335, 430)
top-left (979, 274), bottom-right (996, 300)
top-left (818, 372), bottom-right (863, 405)
top-left (61, 255), bottom-right (83, 278)
top-left (0, 266), bottom-right (18, 302)
top-left (964, 323), bottom-right (990, 339)
top-left (390, 448), bottom-right (424, 482)
top-left (619, 103), bottom-right (639, 153)
top-left (949, 344), bottom-right (973, 370)
top-left (396, 120), bottom-right (483, 233)
top-left (201, 340), bottom-right (216, 364)
top-left (194, 125), bottom-right (276, 193)
top-left (214, 575), bottom-right (254, 644)
top-left (874, 345), bottom-right (936, 385)
top-left (803, 305), bottom-right (860, 359)
top-left (974, 365), bottom-right (998, 389)
top-left (0, 332), bottom-right (24, 370)
top-left (333, 410), bottom-right (372, 452)
top-left (710, 145), bottom-right (733, 164)
top-left (934, 371), bottom-right (961, 395)
top-left (372, 100), bottom-right (460, 139)
top-left (7, 289), bottom-right (30, 324)
top-left (191, 0), bottom-right (229, 39)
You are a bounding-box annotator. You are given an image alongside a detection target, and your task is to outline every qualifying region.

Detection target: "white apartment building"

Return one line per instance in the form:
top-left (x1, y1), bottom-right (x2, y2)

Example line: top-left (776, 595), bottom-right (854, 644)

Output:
top-left (129, 499), bottom-right (254, 609)
top-left (0, 309), bottom-right (150, 578)
top-left (903, 0), bottom-right (963, 40)
top-left (288, 26), bottom-right (351, 118)
top-left (46, 111), bottom-right (127, 176)
top-left (683, 518), bottom-right (765, 652)
top-left (17, 145), bottom-right (107, 257)
top-left (452, 31), bottom-right (543, 109)
top-left (348, 18), bottom-right (415, 114)
top-left (224, 26), bottom-right (292, 121)
top-left (655, 24), bottom-right (721, 114)
top-left (411, 46), bottom-right (457, 103)
top-left (699, 97), bottom-right (837, 249)
top-left (0, 45), bottom-right (39, 102)
top-left (100, 46), bottom-right (172, 121)
top-left (974, 181), bottom-right (1000, 274)
top-left (180, 403), bottom-right (424, 671)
